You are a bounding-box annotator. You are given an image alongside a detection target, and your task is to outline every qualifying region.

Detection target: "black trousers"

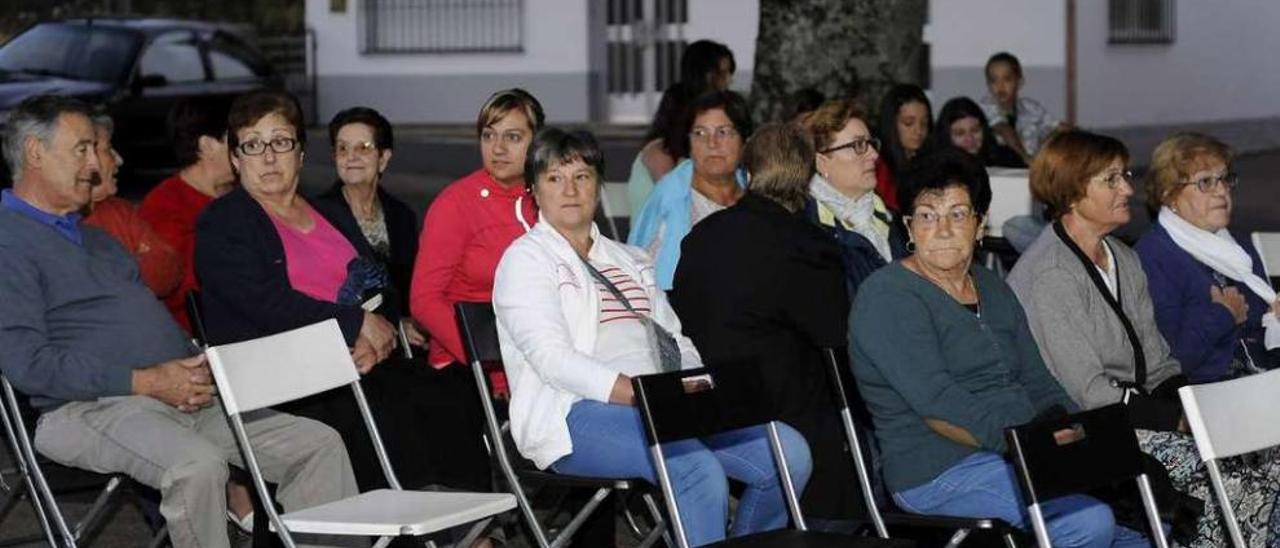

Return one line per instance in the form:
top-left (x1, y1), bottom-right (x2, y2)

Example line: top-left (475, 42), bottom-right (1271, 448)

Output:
top-left (277, 358), bottom-right (491, 492)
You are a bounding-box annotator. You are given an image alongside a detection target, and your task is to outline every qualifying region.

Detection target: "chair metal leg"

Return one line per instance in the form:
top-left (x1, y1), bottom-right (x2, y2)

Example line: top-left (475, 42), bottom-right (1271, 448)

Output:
top-left (1002, 531), bottom-right (1019, 548)
top-left (1207, 458), bottom-right (1246, 548)
top-left (943, 528), bottom-right (970, 548)
top-left (72, 475), bottom-right (123, 543)
top-left (650, 444), bottom-right (689, 548)
top-left (1136, 474), bottom-right (1170, 548)
top-left (457, 516), bottom-right (493, 548)
top-left (550, 487), bottom-right (610, 548)
top-left (639, 492), bottom-right (670, 548)
top-left (372, 536), bottom-right (393, 548)
top-left (1027, 503), bottom-right (1052, 548)
top-left (145, 526), bottom-right (169, 548)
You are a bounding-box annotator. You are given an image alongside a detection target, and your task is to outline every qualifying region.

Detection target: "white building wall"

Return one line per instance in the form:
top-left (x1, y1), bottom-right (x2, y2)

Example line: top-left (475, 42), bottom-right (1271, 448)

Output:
top-left (1074, 0), bottom-right (1280, 128)
top-left (925, 0), bottom-right (1066, 121)
top-left (308, 0), bottom-right (593, 123)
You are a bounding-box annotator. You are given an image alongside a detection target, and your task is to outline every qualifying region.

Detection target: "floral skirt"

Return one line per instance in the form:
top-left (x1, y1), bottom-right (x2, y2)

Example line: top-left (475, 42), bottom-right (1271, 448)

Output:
top-left (1137, 429), bottom-right (1280, 547)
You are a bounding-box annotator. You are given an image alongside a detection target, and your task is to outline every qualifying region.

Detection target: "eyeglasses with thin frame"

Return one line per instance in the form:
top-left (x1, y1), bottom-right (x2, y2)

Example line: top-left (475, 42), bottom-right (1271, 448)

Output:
top-left (689, 126), bottom-right (739, 143)
top-left (904, 206), bottom-right (980, 228)
top-left (1182, 172), bottom-right (1239, 193)
top-left (237, 136), bottom-right (299, 157)
top-left (335, 141), bottom-right (378, 157)
top-left (1094, 170), bottom-right (1134, 189)
top-left (820, 137), bottom-right (880, 156)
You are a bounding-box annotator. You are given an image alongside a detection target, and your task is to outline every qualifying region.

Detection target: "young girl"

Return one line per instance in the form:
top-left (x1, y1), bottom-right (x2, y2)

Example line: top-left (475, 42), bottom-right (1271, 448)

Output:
top-left (875, 84), bottom-right (932, 212)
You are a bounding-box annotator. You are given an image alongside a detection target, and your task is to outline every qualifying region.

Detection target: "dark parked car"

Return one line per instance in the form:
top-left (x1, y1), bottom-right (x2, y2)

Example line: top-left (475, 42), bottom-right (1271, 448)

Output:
top-left (0, 18), bottom-right (281, 190)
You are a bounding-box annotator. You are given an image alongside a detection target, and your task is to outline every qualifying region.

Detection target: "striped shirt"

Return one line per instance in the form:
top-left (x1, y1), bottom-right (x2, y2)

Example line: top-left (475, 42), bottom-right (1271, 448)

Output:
top-left (593, 265), bottom-right (652, 323)
top-left (590, 261), bottom-right (659, 378)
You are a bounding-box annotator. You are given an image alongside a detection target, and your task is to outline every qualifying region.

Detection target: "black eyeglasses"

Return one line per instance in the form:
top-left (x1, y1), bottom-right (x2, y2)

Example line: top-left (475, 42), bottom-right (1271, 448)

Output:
top-left (1183, 172), bottom-right (1239, 193)
top-left (236, 136), bottom-right (299, 156)
top-left (820, 137), bottom-right (880, 156)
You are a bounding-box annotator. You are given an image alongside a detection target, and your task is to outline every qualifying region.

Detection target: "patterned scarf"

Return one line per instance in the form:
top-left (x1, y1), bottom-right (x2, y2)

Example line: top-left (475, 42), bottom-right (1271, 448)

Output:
top-left (809, 174), bottom-right (892, 262)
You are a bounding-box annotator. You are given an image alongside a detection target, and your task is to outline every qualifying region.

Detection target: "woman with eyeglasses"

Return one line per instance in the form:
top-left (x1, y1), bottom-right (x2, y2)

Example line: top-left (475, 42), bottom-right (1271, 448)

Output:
top-left (195, 90), bottom-right (433, 494)
top-left (628, 90), bottom-right (752, 290)
top-left (850, 149), bottom-right (1154, 546)
top-left (798, 97), bottom-right (908, 299)
top-left (1007, 130), bottom-right (1280, 546)
top-left (1135, 133), bottom-right (1280, 381)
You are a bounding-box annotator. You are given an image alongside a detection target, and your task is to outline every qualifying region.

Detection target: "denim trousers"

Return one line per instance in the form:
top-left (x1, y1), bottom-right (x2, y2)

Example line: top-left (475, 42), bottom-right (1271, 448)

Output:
top-left (550, 400), bottom-right (813, 547)
top-left (894, 451), bottom-right (1154, 548)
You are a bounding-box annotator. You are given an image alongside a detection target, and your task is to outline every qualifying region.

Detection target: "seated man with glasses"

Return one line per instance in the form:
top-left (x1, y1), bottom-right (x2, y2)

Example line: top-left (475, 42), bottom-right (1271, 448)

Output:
top-left (1135, 132), bottom-right (1279, 381)
top-left (0, 95), bottom-right (358, 548)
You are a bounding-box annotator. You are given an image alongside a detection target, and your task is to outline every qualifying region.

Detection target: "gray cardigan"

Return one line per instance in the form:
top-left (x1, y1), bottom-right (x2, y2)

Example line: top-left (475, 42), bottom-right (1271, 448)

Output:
top-left (1007, 225), bottom-right (1182, 414)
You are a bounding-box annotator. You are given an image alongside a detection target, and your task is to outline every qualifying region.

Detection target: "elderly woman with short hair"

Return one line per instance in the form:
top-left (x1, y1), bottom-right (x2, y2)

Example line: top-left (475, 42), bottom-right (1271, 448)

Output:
top-left (1135, 133), bottom-right (1280, 382)
top-left (671, 122), bottom-right (860, 530)
top-left (852, 148), bottom-right (1149, 547)
top-left (628, 90), bottom-right (752, 290)
top-left (1007, 130), bottom-right (1280, 547)
top-left (494, 127), bottom-right (810, 547)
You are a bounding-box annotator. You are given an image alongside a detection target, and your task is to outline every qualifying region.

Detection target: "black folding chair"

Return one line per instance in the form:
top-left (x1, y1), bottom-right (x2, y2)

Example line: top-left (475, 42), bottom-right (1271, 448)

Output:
top-left (824, 348), bottom-right (1021, 547)
top-left (1005, 403), bottom-right (1169, 548)
top-left (454, 301), bottom-right (669, 548)
top-left (0, 374), bottom-right (168, 547)
top-left (632, 366), bottom-right (914, 547)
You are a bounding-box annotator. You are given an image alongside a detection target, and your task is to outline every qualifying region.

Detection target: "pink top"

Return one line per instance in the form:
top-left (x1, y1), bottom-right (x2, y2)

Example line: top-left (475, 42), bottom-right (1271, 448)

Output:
top-left (268, 205), bottom-right (357, 303)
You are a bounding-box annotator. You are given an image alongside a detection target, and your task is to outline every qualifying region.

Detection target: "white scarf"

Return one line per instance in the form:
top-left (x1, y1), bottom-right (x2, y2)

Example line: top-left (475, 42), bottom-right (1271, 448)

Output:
top-left (1158, 206), bottom-right (1280, 349)
top-left (809, 174), bottom-right (892, 262)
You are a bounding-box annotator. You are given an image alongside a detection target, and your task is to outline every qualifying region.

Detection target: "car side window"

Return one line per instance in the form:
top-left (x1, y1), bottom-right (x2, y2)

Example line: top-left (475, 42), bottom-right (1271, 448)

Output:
top-left (208, 32), bottom-right (270, 80)
top-left (138, 31), bottom-right (205, 84)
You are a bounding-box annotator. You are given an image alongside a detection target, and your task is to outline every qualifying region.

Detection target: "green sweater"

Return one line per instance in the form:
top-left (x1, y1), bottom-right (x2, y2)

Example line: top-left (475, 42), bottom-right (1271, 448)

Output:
top-left (850, 262), bottom-right (1075, 492)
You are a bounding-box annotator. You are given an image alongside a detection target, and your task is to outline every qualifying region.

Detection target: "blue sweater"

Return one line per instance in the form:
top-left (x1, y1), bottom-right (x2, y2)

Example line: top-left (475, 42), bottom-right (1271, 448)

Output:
top-left (850, 262), bottom-right (1076, 492)
top-left (627, 159), bottom-right (747, 289)
top-left (1135, 223), bottom-right (1269, 383)
top-left (0, 208), bottom-right (195, 410)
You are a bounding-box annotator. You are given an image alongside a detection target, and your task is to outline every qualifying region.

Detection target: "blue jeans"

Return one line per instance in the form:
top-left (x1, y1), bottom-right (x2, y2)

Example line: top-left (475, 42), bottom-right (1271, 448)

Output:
top-left (550, 400), bottom-right (812, 547)
top-left (894, 452), bottom-right (1153, 548)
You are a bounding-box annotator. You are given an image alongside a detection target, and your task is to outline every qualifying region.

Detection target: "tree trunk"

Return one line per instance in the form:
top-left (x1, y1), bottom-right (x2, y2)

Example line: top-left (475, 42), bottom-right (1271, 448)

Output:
top-left (749, 0), bottom-right (928, 124)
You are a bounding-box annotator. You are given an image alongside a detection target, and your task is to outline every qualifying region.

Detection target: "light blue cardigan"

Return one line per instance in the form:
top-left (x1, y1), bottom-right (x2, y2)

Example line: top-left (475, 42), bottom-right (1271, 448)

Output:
top-left (626, 158), bottom-right (748, 289)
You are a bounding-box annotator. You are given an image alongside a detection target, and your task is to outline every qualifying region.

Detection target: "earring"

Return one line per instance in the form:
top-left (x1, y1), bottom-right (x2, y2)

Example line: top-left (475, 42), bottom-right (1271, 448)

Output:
top-left (906, 240), bottom-right (916, 253)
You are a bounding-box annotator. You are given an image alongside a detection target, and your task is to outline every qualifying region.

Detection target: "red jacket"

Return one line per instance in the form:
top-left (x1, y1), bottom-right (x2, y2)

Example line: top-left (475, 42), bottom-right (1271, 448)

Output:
top-left (84, 196), bottom-right (182, 298)
top-left (138, 175), bottom-right (214, 333)
top-left (874, 158), bottom-right (900, 212)
top-left (411, 169), bottom-right (537, 368)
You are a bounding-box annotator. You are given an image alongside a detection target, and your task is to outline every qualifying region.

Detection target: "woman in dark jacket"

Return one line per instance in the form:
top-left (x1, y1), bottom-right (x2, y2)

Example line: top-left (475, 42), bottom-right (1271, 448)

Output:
top-left (671, 123), bottom-right (861, 531)
top-left (799, 98), bottom-right (909, 300)
top-left (195, 92), bottom-right (489, 497)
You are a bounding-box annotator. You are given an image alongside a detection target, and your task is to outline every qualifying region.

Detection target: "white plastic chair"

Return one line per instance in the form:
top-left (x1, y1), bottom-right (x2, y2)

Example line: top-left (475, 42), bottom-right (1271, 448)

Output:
top-left (1251, 231), bottom-right (1280, 280)
top-left (1178, 368), bottom-right (1280, 548)
top-left (206, 319), bottom-right (516, 548)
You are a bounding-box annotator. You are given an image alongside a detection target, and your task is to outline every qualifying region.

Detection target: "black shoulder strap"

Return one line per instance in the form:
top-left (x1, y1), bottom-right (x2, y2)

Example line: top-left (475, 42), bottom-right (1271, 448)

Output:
top-left (1052, 221), bottom-right (1148, 389)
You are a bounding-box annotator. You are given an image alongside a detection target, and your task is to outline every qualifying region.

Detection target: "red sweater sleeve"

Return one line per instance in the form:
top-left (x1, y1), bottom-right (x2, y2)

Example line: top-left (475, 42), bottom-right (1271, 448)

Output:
top-left (122, 205), bottom-right (183, 297)
top-left (875, 159), bottom-right (900, 212)
top-left (410, 188), bottom-right (470, 366)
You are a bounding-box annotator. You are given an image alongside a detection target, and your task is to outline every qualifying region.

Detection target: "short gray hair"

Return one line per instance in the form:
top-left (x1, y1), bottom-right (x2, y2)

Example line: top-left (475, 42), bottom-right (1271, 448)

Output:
top-left (90, 108), bottom-right (114, 136)
top-left (3, 95), bottom-right (93, 181)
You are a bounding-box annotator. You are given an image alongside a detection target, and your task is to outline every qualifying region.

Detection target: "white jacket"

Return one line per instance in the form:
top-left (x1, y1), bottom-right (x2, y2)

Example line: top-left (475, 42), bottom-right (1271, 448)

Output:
top-left (492, 216), bottom-right (702, 469)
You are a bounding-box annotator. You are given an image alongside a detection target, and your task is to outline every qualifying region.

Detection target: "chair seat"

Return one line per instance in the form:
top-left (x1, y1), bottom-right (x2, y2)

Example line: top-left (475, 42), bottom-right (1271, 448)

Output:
top-left (882, 511), bottom-right (1013, 531)
top-left (711, 529), bottom-right (915, 547)
top-left (274, 489), bottom-right (516, 536)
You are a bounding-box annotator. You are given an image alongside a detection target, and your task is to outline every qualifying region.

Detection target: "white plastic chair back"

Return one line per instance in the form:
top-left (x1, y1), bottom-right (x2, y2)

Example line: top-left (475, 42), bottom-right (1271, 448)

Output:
top-left (206, 319), bottom-right (358, 415)
top-left (1252, 231), bottom-right (1280, 280)
top-left (1179, 368), bottom-right (1280, 460)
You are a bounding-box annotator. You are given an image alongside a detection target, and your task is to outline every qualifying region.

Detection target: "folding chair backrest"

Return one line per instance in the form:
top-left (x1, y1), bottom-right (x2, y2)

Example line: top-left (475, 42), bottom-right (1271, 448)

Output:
top-left (1253, 231), bottom-right (1280, 281)
top-left (633, 367), bottom-right (775, 445)
top-left (1178, 368), bottom-right (1280, 460)
top-left (821, 348), bottom-right (891, 536)
top-left (455, 302), bottom-right (504, 363)
top-left (185, 290), bottom-right (209, 349)
top-left (1005, 404), bottom-right (1143, 505)
top-left (206, 319), bottom-right (359, 415)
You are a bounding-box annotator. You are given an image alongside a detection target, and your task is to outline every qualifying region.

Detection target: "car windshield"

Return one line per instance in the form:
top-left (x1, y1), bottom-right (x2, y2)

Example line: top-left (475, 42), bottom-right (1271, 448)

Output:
top-left (0, 23), bottom-right (141, 83)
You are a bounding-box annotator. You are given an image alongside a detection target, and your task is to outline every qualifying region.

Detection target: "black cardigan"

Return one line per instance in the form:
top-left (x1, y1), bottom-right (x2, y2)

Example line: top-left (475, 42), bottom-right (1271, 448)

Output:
top-left (194, 186), bottom-right (399, 346)
top-left (670, 192), bottom-right (859, 521)
top-left (311, 182), bottom-right (420, 312)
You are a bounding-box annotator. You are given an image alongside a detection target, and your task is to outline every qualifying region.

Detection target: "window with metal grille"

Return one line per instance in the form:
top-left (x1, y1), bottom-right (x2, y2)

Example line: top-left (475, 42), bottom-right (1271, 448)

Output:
top-left (360, 0), bottom-right (523, 53)
top-left (1108, 0), bottom-right (1175, 44)
top-left (605, 0), bottom-right (687, 94)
